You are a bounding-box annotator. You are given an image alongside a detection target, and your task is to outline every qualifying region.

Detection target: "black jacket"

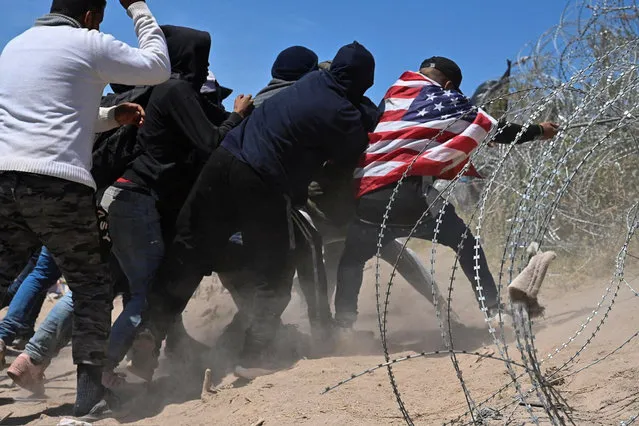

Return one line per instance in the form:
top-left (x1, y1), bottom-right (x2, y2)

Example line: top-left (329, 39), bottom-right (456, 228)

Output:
top-left (222, 41), bottom-right (375, 205)
top-left (307, 95), bottom-right (382, 226)
top-left (92, 85), bottom-right (153, 190)
top-left (120, 25), bottom-right (243, 224)
top-left (494, 120), bottom-right (543, 144)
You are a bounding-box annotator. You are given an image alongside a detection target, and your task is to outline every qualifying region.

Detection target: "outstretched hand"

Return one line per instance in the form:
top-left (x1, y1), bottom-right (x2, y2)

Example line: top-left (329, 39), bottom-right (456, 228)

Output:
top-left (539, 122), bottom-right (560, 140)
top-left (114, 102), bottom-right (145, 127)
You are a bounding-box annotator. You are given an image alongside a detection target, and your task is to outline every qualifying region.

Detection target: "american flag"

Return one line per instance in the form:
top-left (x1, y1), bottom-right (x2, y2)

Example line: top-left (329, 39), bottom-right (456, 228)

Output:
top-left (354, 71), bottom-right (497, 198)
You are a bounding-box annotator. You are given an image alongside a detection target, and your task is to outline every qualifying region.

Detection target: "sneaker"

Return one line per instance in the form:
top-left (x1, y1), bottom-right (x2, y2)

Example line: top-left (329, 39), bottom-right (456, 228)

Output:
top-left (7, 353), bottom-right (48, 395)
top-left (74, 390), bottom-right (129, 422)
top-left (78, 400), bottom-right (115, 423)
top-left (75, 399), bottom-right (115, 422)
top-left (0, 340), bottom-right (6, 370)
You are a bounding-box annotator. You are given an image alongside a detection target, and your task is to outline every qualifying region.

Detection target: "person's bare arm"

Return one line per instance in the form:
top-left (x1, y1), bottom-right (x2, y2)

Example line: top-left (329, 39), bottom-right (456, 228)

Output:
top-left (95, 103), bottom-right (145, 133)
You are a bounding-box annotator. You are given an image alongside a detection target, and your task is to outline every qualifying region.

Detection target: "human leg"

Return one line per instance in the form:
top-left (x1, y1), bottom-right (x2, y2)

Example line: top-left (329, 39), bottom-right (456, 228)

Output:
top-left (7, 290), bottom-right (73, 394)
top-left (132, 148), bottom-right (239, 379)
top-left (0, 172), bottom-right (44, 367)
top-left (14, 173), bottom-right (112, 416)
top-left (232, 162), bottom-right (294, 378)
top-left (218, 269), bottom-right (256, 332)
top-left (1, 249), bottom-right (40, 309)
top-left (426, 204), bottom-right (499, 311)
top-left (291, 211), bottom-right (332, 333)
top-left (334, 219), bottom-right (393, 328)
top-left (22, 290), bottom-right (74, 366)
top-left (0, 173), bottom-right (42, 307)
top-left (0, 246), bottom-right (62, 345)
top-left (99, 187), bottom-right (164, 371)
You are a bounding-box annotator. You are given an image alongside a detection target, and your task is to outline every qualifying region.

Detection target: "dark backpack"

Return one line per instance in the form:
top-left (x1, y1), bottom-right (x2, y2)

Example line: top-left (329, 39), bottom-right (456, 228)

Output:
top-left (91, 85), bottom-right (154, 190)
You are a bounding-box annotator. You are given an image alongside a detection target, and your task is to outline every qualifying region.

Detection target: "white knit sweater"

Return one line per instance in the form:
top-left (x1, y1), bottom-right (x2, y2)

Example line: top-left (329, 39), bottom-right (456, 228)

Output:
top-left (0, 2), bottom-right (170, 189)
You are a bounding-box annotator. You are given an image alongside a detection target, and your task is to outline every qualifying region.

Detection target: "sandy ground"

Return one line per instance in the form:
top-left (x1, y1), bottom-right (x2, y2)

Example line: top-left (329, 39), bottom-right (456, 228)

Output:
top-left (0, 244), bottom-right (638, 426)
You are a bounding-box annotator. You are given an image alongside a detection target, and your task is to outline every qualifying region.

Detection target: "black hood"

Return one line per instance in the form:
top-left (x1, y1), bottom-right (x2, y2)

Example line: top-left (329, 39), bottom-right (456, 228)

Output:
top-left (330, 41), bottom-right (375, 104)
top-left (271, 46), bottom-right (319, 81)
top-left (161, 25), bottom-right (211, 90)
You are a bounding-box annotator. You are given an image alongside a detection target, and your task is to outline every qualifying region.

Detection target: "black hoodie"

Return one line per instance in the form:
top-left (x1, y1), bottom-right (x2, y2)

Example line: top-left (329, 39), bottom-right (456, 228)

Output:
top-left (222, 41), bottom-right (375, 205)
top-left (92, 84), bottom-right (153, 190)
top-left (120, 25), bottom-right (243, 225)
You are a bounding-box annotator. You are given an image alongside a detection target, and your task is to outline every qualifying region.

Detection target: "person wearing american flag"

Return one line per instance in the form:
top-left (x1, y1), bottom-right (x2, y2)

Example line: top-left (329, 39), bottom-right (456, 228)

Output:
top-left (333, 56), bottom-right (559, 337)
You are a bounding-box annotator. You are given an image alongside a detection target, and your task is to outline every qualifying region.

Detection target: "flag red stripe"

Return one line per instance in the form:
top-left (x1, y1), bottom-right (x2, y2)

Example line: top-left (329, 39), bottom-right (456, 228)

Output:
top-left (384, 85), bottom-right (422, 99)
top-left (378, 109), bottom-right (408, 123)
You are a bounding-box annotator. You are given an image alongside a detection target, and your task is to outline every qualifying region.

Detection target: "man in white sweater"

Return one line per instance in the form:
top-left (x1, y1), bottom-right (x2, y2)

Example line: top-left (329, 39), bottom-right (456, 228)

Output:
top-left (0, 0), bottom-right (170, 419)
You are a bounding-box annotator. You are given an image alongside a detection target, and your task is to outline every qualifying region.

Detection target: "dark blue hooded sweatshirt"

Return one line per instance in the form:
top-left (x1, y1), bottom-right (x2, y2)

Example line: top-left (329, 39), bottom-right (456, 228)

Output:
top-left (221, 41), bottom-right (375, 203)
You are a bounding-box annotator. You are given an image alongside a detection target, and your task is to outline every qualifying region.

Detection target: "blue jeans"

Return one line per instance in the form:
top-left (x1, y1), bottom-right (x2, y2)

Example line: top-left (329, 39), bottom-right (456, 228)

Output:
top-left (0, 247), bottom-right (61, 343)
top-left (100, 186), bottom-right (164, 369)
top-left (1, 249), bottom-right (40, 309)
top-left (25, 290), bottom-right (73, 365)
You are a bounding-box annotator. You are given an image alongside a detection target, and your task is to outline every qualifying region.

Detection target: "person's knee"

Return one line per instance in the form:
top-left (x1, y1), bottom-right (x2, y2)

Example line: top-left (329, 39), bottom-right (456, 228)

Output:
top-left (339, 242), bottom-right (372, 268)
top-left (121, 292), bottom-right (146, 313)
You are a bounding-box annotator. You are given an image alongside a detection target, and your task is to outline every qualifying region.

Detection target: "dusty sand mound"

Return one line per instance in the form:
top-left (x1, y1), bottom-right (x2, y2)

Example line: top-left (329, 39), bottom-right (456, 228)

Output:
top-left (1, 250), bottom-right (638, 425)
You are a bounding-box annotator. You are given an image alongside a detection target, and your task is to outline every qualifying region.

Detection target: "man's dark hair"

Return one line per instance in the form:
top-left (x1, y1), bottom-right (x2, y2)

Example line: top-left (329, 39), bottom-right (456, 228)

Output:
top-left (50, 0), bottom-right (106, 19)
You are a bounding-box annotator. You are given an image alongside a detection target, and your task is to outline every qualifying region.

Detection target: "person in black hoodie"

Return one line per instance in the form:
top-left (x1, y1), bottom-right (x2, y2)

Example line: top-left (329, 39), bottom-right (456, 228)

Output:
top-left (134, 41), bottom-right (375, 380)
top-left (96, 25), bottom-right (252, 387)
top-left (252, 45), bottom-right (319, 107)
top-left (217, 45), bottom-right (320, 329)
top-left (200, 70), bottom-right (235, 131)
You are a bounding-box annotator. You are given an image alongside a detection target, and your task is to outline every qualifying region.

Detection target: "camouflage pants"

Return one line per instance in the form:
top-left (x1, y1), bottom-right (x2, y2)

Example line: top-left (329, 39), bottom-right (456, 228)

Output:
top-left (0, 172), bottom-right (112, 365)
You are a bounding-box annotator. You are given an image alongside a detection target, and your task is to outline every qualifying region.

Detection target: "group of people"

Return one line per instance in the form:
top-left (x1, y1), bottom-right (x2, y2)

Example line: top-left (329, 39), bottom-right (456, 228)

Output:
top-left (0, 0), bottom-right (559, 421)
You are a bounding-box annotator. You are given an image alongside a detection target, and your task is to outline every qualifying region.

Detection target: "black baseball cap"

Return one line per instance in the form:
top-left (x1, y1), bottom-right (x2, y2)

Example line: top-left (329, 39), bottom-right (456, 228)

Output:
top-left (420, 56), bottom-right (463, 92)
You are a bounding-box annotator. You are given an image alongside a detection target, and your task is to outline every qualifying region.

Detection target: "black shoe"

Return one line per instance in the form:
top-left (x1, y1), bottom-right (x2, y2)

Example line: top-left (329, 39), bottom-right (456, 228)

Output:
top-left (76, 399), bottom-right (115, 422)
top-left (76, 390), bottom-right (130, 422)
